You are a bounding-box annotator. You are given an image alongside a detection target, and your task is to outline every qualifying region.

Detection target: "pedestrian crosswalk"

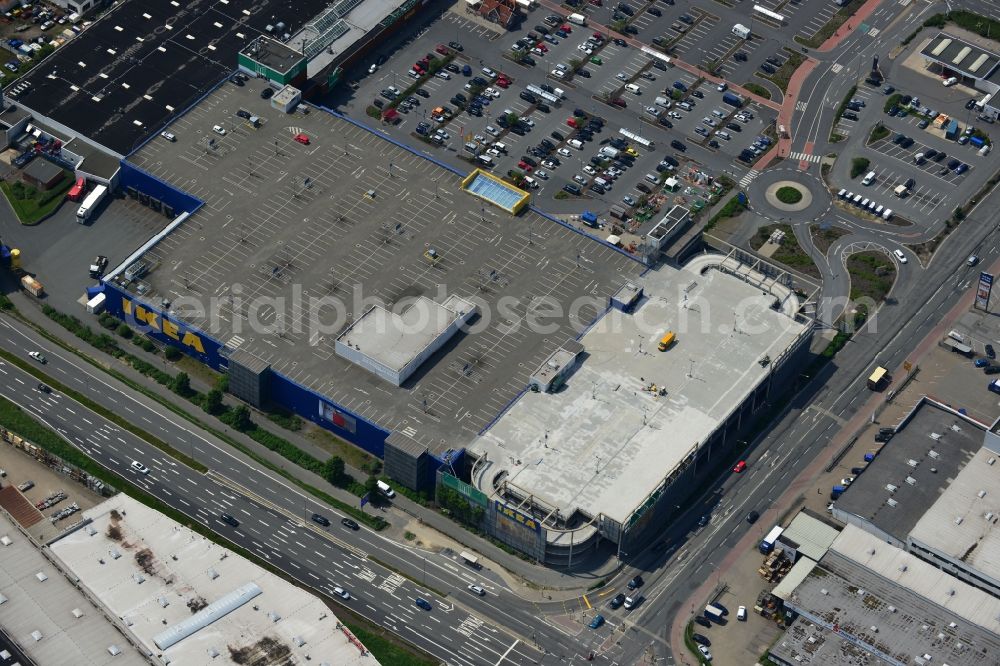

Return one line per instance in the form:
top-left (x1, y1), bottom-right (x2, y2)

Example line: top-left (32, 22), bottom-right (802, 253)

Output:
top-left (795, 101), bottom-right (808, 112)
top-left (830, 63), bottom-right (843, 74)
top-left (790, 151), bottom-right (822, 163)
top-left (739, 169), bottom-right (760, 188)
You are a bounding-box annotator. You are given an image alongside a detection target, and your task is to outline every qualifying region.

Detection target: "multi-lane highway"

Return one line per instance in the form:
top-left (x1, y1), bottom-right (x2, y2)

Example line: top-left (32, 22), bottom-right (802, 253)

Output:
top-left (0, 315), bottom-right (588, 665)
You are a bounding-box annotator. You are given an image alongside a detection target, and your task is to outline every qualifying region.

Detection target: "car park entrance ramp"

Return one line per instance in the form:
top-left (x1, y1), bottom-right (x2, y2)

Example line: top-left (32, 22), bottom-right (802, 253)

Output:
top-left (461, 168), bottom-right (529, 214)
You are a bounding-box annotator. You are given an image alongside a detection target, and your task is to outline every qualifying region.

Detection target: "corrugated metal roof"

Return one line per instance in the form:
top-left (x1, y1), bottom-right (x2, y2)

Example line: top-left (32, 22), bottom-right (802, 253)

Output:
top-left (831, 524), bottom-right (1000, 635)
top-left (771, 556), bottom-right (817, 601)
top-left (778, 512), bottom-right (840, 561)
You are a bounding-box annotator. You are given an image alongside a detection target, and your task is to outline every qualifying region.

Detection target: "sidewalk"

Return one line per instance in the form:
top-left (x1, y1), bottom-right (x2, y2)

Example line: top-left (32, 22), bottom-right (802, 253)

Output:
top-left (818, 0), bottom-right (886, 53)
top-left (667, 226), bottom-right (999, 665)
top-left (5, 288), bottom-right (610, 598)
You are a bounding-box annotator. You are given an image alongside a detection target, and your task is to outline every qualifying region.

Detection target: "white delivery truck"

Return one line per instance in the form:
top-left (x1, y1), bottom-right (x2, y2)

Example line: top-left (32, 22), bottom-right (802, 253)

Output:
top-left (732, 23), bottom-right (750, 39)
top-left (76, 184), bottom-right (108, 223)
top-left (567, 12), bottom-right (586, 25)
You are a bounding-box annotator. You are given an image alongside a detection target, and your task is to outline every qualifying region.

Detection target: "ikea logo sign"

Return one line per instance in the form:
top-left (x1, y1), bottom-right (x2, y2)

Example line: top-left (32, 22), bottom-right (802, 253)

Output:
top-left (122, 298), bottom-right (205, 354)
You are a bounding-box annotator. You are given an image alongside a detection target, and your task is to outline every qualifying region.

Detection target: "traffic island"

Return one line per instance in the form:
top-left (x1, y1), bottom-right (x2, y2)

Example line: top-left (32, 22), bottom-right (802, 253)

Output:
top-left (750, 224), bottom-right (820, 279)
top-left (764, 181), bottom-right (812, 212)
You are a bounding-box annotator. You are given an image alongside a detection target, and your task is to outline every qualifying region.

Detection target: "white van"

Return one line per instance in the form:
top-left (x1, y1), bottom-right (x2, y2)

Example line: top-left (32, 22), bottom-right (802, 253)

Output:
top-left (624, 83), bottom-right (641, 94)
top-left (376, 480), bottom-right (396, 498)
top-left (568, 138), bottom-right (584, 149)
top-left (645, 173), bottom-right (659, 184)
top-left (861, 171), bottom-right (876, 186)
top-left (522, 175), bottom-right (539, 189)
top-left (882, 208), bottom-right (893, 220)
top-left (477, 154), bottom-right (494, 167)
top-left (732, 23), bottom-right (750, 39)
top-left (716, 130), bottom-right (731, 140)
top-left (492, 141), bottom-right (508, 153)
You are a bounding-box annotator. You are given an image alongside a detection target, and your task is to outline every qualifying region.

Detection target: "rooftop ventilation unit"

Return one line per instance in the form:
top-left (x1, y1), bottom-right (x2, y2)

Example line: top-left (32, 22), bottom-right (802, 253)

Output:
top-left (886, 484), bottom-right (898, 492)
top-left (887, 498), bottom-right (898, 507)
top-left (908, 458), bottom-right (919, 467)
top-left (929, 450), bottom-right (940, 459)
top-left (988, 457), bottom-right (996, 465)
top-left (955, 517), bottom-right (964, 525)
top-left (930, 433), bottom-right (942, 441)
top-left (978, 490), bottom-right (987, 498)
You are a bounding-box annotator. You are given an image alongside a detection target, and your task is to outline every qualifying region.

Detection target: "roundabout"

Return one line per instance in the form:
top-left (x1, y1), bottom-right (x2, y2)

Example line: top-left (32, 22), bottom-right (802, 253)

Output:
top-left (745, 168), bottom-right (832, 224)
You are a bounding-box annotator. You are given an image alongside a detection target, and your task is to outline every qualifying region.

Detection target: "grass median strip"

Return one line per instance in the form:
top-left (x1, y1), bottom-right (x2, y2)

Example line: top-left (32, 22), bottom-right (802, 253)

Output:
top-left (0, 346), bottom-right (207, 473)
top-left (12, 309), bottom-right (387, 530)
top-left (0, 400), bottom-right (432, 666)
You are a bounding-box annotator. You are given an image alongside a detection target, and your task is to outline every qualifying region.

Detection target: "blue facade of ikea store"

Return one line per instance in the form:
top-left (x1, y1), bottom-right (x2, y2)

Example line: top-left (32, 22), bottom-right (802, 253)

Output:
top-left (100, 285), bottom-right (392, 458)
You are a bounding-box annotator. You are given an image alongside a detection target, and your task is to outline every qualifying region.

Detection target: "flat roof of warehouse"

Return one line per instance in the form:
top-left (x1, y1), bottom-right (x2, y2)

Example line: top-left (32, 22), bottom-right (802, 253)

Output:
top-left (920, 32), bottom-right (1000, 80)
top-left (49, 495), bottom-right (378, 665)
top-left (772, 525), bottom-right (1000, 666)
top-left (8, 0), bottom-right (332, 155)
top-left (0, 511), bottom-right (148, 666)
top-left (834, 400), bottom-right (983, 544)
top-left (122, 80), bottom-right (644, 452)
top-left (469, 258), bottom-right (809, 524)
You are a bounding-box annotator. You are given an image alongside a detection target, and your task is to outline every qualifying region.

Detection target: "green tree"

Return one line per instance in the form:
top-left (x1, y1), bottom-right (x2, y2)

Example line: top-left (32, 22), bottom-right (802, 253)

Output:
top-left (164, 346), bottom-right (182, 361)
top-left (229, 405), bottom-right (253, 431)
top-left (324, 456), bottom-right (346, 485)
top-left (116, 323), bottom-right (133, 339)
top-left (170, 372), bottom-right (191, 396)
top-left (202, 389), bottom-right (223, 415)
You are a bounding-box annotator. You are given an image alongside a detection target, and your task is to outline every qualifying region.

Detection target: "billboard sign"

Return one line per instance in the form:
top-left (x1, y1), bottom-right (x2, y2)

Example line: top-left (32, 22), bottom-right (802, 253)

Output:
top-left (494, 500), bottom-right (541, 533)
top-left (976, 272), bottom-right (993, 310)
top-left (319, 400), bottom-right (357, 433)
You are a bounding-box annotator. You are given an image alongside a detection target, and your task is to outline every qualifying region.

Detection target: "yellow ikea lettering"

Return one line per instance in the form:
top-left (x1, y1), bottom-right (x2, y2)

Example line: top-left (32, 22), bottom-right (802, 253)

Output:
top-left (135, 306), bottom-right (160, 330)
top-left (182, 331), bottom-right (205, 353)
top-left (121, 298), bottom-right (204, 353)
top-left (162, 319), bottom-right (180, 341)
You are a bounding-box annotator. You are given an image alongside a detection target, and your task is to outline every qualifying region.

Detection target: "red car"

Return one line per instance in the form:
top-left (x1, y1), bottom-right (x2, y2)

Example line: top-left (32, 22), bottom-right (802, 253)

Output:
top-left (413, 64), bottom-right (424, 74)
top-left (517, 160), bottom-right (533, 172)
top-left (561, 24), bottom-right (572, 32)
top-left (611, 98), bottom-right (627, 108)
top-left (495, 79), bottom-right (510, 89)
top-left (536, 43), bottom-right (548, 52)
top-left (566, 117), bottom-right (578, 128)
top-left (294, 133), bottom-right (310, 145)
top-left (435, 44), bottom-right (449, 55)
top-left (593, 32), bottom-right (604, 40)
top-left (732, 460), bottom-right (747, 473)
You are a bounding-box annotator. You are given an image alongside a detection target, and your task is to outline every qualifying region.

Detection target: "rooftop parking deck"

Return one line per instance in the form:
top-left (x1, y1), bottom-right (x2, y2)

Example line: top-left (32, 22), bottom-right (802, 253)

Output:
top-left (123, 79), bottom-right (644, 451)
top-left (470, 256), bottom-right (809, 524)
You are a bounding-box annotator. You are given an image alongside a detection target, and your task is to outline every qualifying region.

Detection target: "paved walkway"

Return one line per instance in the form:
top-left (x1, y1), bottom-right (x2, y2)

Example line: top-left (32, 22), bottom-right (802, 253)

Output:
top-left (3, 285), bottom-right (615, 599)
top-left (818, 0), bottom-right (886, 52)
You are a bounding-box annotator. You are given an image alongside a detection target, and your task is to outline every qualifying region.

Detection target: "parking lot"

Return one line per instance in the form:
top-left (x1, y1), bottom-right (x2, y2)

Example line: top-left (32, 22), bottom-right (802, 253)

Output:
top-left (334, 8), bottom-right (783, 213)
top-left (0, 438), bottom-right (106, 543)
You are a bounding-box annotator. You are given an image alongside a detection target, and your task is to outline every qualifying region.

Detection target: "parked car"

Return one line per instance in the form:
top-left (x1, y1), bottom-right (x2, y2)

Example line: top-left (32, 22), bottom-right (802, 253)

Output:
top-left (609, 593), bottom-right (626, 609)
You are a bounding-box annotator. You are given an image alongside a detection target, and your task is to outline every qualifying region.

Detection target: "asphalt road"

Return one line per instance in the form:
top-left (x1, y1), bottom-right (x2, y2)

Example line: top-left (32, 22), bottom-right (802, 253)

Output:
top-left (5, 2), bottom-right (1000, 665)
top-left (0, 317), bottom-right (589, 665)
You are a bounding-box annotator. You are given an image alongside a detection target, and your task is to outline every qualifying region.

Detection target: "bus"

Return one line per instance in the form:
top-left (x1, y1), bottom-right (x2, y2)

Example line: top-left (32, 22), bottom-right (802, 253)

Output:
top-left (658, 331), bottom-right (675, 351)
top-left (752, 4), bottom-right (785, 25)
top-left (867, 366), bottom-right (889, 390)
top-left (704, 604), bottom-right (724, 621)
top-left (759, 525), bottom-right (783, 554)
